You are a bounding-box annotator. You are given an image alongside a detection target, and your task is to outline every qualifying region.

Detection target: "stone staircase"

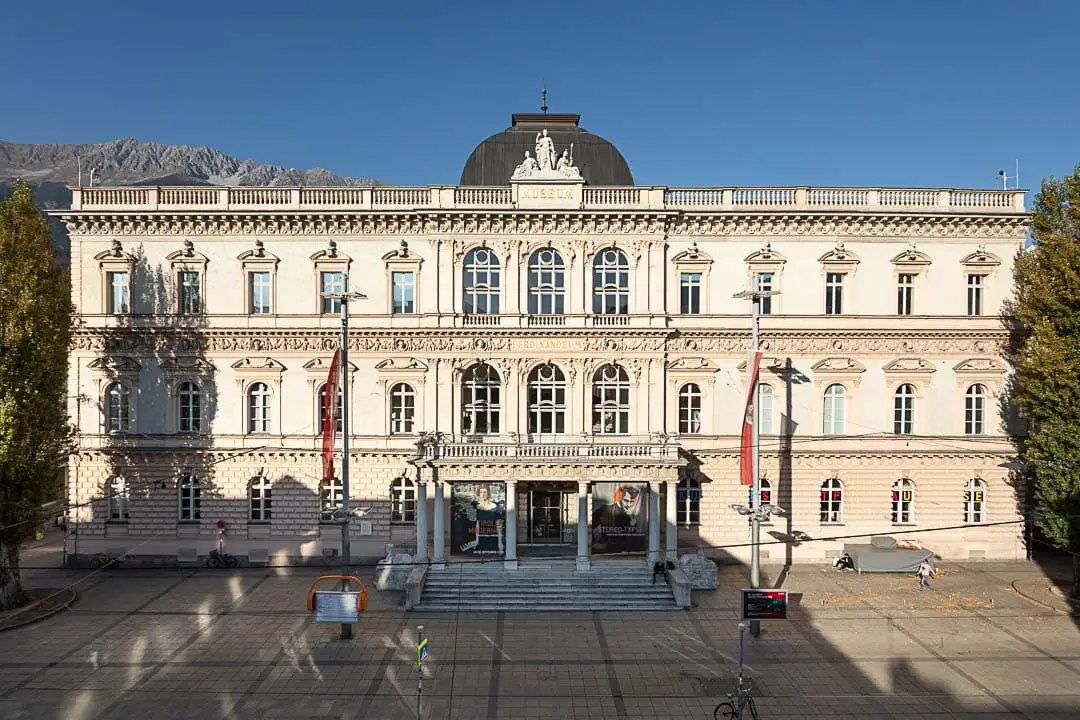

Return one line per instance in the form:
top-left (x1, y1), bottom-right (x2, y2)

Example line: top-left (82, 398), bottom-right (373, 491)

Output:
top-left (413, 559), bottom-right (681, 612)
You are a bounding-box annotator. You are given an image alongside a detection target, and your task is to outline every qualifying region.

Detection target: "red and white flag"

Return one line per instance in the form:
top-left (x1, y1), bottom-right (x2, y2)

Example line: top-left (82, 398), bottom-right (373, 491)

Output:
top-left (321, 350), bottom-right (342, 482)
top-left (739, 351), bottom-right (763, 486)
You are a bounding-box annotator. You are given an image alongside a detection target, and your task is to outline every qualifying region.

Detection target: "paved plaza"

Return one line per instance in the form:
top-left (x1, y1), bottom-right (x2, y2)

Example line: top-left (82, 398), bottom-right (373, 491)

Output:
top-left (1, 550), bottom-right (1079, 719)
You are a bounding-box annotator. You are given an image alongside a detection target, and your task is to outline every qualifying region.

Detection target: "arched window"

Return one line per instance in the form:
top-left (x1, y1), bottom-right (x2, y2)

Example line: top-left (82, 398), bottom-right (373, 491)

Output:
top-left (749, 478), bottom-right (773, 510)
top-left (965, 384), bottom-right (987, 435)
top-left (178, 382), bottom-right (202, 433)
top-left (319, 476), bottom-right (343, 522)
top-left (820, 478), bottom-right (843, 523)
top-left (391, 475), bottom-right (417, 524)
top-left (178, 474), bottom-right (201, 521)
top-left (893, 384), bottom-right (915, 435)
top-left (463, 248), bottom-right (501, 315)
top-left (107, 476), bottom-right (129, 521)
top-left (964, 478), bottom-right (986, 524)
top-left (592, 248), bottom-right (630, 315)
top-left (248, 382), bottom-right (271, 434)
top-left (892, 478), bottom-right (914, 523)
top-left (758, 384), bottom-right (774, 435)
top-left (823, 384), bottom-right (846, 435)
top-left (678, 383), bottom-right (703, 435)
top-left (462, 363), bottom-right (500, 435)
top-left (592, 364), bottom-right (631, 434)
top-left (318, 383), bottom-right (343, 434)
top-left (249, 476), bottom-right (272, 522)
top-left (527, 363), bottom-right (567, 436)
top-left (389, 383), bottom-right (416, 435)
top-left (527, 248), bottom-right (565, 315)
top-left (105, 382), bottom-right (131, 434)
top-left (676, 478), bottom-right (701, 526)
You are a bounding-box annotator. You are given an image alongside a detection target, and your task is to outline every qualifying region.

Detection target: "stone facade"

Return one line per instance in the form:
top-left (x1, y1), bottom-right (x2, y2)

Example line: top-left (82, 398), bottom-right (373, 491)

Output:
top-left (57, 155), bottom-right (1029, 566)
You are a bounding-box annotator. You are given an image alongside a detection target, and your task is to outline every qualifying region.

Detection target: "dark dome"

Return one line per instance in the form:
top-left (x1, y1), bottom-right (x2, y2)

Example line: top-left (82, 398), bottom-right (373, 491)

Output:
top-left (460, 113), bottom-right (634, 186)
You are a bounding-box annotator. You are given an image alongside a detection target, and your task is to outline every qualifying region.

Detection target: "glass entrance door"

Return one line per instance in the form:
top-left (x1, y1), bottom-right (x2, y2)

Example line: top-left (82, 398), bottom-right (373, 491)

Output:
top-left (529, 490), bottom-right (563, 544)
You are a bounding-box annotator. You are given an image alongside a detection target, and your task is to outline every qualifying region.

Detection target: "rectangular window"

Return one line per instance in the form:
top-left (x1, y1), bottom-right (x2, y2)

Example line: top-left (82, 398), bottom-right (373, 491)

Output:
top-left (676, 481), bottom-right (701, 526)
top-left (178, 271), bottom-right (201, 314)
top-left (321, 271), bottom-right (343, 314)
top-left (250, 272), bottom-right (272, 314)
top-left (967, 274), bottom-right (984, 316)
top-left (755, 272), bottom-right (774, 315)
top-left (679, 272), bottom-right (701, 314)
top-left (897, 274), bottom-right (914, 315)
top-left (107, 271), bottom-right (130, 314)
top-left (392, 271), bottom-right (416, 314)
top-left (825, 273), bottom-right (844, 315)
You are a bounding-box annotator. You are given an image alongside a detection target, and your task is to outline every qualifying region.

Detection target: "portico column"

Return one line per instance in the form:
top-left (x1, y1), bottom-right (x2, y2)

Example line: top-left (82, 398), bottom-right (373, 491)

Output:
top-left (576, 480), bottom-right (590, 570)
top-left (433, 479), bottom-right (446, 566)
top-left (648, 482), bottom-right (661, 566)
top-left (664, 479), bottom-right (677, 563)
top-left (414, 466), bottom-right (428, 564)
top-left (505, 480), bottom-right (518, 569)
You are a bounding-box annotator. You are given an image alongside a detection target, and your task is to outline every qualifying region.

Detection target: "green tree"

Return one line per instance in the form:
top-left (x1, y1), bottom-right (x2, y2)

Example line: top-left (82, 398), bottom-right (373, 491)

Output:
top-left (1009, 166), bottom-right (1080, 599)
top-left (0, 181), bottom-right (73, 610)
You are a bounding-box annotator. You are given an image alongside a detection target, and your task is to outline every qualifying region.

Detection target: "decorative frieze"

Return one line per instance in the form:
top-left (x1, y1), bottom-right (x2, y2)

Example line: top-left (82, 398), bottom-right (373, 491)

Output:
top-left (72, 328), bottom-right (1008, 357)
top-left (60, 210), bottom-right (1027, 240)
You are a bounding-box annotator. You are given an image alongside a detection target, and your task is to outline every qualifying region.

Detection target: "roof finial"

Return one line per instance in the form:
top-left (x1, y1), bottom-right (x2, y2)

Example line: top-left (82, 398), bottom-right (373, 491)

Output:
top-left (541, 82), bottom-right (548, 114)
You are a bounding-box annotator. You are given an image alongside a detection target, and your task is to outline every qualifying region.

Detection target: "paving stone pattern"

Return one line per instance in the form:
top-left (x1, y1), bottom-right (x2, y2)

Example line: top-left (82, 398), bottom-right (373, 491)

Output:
top-left (0, 561), bottom-right (1078, 719)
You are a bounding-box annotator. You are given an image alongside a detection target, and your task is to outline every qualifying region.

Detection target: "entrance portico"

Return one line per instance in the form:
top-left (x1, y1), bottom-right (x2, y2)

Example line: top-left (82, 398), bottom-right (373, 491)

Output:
top-left (412, 433), bottom-right (683, 572)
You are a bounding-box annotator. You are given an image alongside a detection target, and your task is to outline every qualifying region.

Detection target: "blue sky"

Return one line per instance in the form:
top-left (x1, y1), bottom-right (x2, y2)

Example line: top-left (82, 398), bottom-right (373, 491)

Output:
top-left (2, 0), bottom-right (1077, 190)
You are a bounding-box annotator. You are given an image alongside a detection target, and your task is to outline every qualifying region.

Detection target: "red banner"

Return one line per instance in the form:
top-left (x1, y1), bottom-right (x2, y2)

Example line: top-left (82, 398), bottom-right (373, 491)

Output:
top-left (321, 350), bottom-right (341, 482)
top-left (739, 351), bottom-right (763, 486)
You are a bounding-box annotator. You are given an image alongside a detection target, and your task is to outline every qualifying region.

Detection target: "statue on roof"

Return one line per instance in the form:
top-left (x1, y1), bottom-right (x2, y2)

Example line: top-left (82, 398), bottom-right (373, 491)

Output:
top-left (511, 129), bottom-right (582, 181)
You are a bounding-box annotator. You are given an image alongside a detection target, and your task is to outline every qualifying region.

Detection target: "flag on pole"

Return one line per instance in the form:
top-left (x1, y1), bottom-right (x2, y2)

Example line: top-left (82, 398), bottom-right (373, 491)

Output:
top-left (739, 351), bottom-right (763, 486)
top-left (321, 350), bottom-right (342, 483)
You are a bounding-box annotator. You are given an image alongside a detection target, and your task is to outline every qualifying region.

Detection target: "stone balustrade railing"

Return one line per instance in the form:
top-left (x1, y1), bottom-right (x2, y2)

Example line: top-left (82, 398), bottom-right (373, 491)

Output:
top-left (414, 434), bottom-right (681, 463)
top-left (69, 185), bottom-right (1026, 213)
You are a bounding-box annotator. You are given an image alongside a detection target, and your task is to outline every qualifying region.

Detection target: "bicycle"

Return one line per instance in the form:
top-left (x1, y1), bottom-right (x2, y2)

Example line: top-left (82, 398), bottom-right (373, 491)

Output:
top-left (206, 548), bottom-right (238, 569)
top-left (91, 553), bottom-right (122, 569)
top-left (713, 622), bottom-right (761, 719)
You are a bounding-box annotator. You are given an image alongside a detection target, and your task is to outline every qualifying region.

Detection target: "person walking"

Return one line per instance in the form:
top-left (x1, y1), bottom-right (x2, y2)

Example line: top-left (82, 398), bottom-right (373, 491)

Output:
top-left (918, 558), bottom-right (933, 591)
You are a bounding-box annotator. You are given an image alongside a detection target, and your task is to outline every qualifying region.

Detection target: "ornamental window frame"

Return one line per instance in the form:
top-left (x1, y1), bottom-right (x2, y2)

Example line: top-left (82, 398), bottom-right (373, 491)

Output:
top-left (311, 244), bottom-right (351, 315)
top-left (960, 246), bottom-right (1002, 317)
top-left (166, 242), bottom-right (209, 316)
top-left (891, 245), bottom-right (932, 316)
top-left (743, 244), bottom-right (786, 316)
top-left (238, 243), bottom-right (279, 316)
top-left (249, 475), bottom-right (273, 523)
top-left (668, 357), bottom-right (717, 436)
top-left (384, 246), bottom-right (423, 316)
top-left (104, 381), bottom-right (133, 435)
top-left (676, 477), bottom-right (701, 526)
top-left (88, 356), bottom-right (142, 435)
top-left (964, 477), bottom-right (987, 524)
top-left (462, 247), bottom-right (501, 315)
top-left (461, 363), bottom-right (501, 435)
top-left (671, 245), bottom-right (713, 315)
top-left (95, 241), bottom-right (135, 316)
top-left (819, 244), bottom-right (860, 316)
top-left (178, 474), bottom-right (202, 522)
top-left (892, 478), bottom-right (915, 524)
top-left (390, 474), bottom-right (417, 524)
top-left (527, 247), bottom-right (567, 315)
top-left (389, 382), bottom-right (417, 435)
top-left (592, 247), bottom-right (630, 315)
top-left (820, 477), bottom-right (844, 524)
top-left (527, 362), bottom-right (568, 439)
top-left (592, 363), bottom-right (631, 435)
top-left (375, 357), bottom-right (427, 436)
top-left (107, 475), bottom-right (129, 522)
top-left (304, 357), bottom-right (357, 436)
top-left (231, 357), bottom-right (285, 436)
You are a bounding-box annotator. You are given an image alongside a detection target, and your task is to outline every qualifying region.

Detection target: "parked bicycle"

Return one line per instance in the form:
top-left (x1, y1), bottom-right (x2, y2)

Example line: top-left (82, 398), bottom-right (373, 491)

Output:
top-left (206, 527), bottom-right (238, 568)
top-left (713, 623), bottom-right (761, 719)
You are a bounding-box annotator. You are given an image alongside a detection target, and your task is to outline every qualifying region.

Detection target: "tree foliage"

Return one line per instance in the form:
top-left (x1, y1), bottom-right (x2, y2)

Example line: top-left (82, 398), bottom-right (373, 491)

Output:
top-left (0, 181), bottom-right (73, 610)
top-left (1008, 166), bottom-right (1080, 597)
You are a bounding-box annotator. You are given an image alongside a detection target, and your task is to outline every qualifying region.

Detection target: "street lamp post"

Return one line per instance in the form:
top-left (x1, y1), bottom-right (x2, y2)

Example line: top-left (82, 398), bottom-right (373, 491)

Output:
top-left (734, 285), bottom-right (778, 638)
top-left (324, 276), bottom-right (367, 641)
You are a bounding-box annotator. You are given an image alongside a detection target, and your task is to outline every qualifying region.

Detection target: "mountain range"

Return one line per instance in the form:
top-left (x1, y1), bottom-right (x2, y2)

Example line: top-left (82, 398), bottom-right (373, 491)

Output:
top-left (0, 138), bottom-right (381, 264)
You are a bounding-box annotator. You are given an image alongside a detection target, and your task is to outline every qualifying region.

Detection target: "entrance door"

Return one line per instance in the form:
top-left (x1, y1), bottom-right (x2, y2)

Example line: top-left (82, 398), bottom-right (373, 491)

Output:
top-left (530, 490), bottom-right (562, 544)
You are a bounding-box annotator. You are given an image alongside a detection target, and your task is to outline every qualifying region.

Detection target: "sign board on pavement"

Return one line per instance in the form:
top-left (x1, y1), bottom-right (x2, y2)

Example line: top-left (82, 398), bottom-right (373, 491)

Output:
top-left (313, 591), bottom-right (362, 624)
top-left (417, 638), bottom-right (429, 666)
top-left (741, 589), bottom-right (788, 620)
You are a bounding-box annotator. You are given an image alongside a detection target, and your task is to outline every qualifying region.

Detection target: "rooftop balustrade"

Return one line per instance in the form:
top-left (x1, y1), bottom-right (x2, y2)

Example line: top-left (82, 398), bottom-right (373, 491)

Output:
top-left (412, 433), bottom-right (682, 464)
top-left (68, 185), bottom-right (1026, 213)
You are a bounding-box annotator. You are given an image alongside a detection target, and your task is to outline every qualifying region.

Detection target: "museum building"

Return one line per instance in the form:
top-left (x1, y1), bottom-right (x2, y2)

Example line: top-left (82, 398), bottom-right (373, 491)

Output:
top-left (58, 111), bottom-right (1030, 568)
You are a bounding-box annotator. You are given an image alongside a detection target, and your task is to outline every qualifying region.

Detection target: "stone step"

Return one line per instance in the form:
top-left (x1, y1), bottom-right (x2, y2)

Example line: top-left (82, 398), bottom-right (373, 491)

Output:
top-left (415, 604), bottom-right (680, 612)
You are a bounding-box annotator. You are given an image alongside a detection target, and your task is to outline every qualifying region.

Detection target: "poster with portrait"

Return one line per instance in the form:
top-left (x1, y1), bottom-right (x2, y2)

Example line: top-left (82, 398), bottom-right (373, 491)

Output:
top-left (591, 482), bottom-right (649, 555)
top-left (450, 482), bottom-right (506, 556)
